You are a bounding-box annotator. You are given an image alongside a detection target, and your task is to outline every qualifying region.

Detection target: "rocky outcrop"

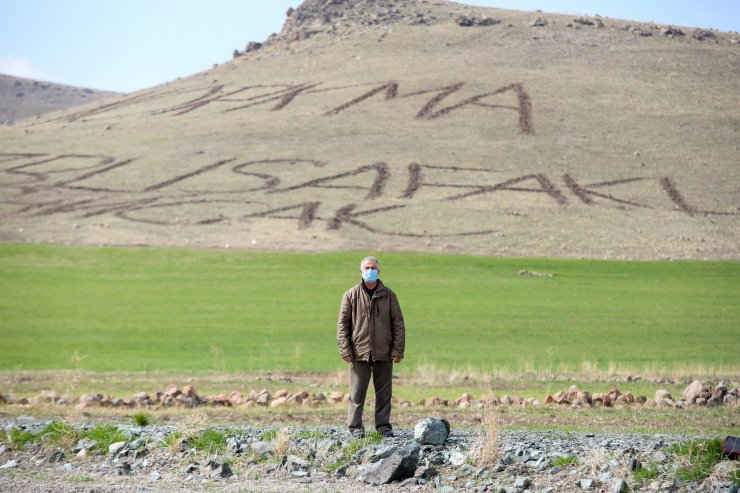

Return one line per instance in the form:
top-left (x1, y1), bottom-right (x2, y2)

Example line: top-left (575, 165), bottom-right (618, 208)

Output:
top-left (273, 0), bottom-right (441, 43)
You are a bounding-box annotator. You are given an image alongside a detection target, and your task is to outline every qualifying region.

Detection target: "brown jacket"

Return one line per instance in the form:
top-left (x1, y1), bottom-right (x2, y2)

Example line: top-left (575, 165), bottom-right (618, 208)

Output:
top-left (337, 280), bottom-right (405, 362)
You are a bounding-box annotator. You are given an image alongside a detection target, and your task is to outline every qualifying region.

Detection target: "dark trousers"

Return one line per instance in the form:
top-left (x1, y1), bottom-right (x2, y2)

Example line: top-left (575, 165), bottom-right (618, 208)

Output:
top-left (348, 360), bottom-right (393, 433)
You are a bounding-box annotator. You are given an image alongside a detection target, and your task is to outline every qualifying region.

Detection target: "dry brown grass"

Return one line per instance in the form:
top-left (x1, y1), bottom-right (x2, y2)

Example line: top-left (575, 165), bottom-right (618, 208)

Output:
top-left (472, 392), bottom-right (500, 468)
top-left (274, 429), bottom-right (291, 457)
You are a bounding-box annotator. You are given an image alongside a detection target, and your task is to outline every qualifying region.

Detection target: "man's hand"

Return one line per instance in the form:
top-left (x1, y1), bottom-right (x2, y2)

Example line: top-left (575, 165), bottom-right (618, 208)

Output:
top-left (393, 355), bottom-right (403, 364)
top-left (342, 355), bottom-right (353, 363)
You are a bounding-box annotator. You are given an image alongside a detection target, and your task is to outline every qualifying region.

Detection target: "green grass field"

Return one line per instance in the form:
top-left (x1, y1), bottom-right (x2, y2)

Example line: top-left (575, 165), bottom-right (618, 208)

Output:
top-left (1, 244), bottom-right (738, 377)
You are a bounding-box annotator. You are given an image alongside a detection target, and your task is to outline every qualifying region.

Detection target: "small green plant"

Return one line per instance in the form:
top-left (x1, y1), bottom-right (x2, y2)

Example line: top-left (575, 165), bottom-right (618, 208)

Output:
top-left (296, 430), bottom-right (329, 440)
top-left (669, 438), bottom-right (727, 483)
top-left (633, 462), bottom-right (659, 483)
top-left (4, 429), bottom-right (40, 449)
top-left (162, 431), bottom-right (183, 450)
top-left (190, 429), bottom-right (227, 454)
top-left (261, 429), bottom-right (277, 441)
top-left (553, 455), bottom-right (578, 467)
top-left (133, 412), bottom-right (152, 426)
top-left (41, 421), bottom-right (79, 448)
top-left (82, 424), bottom-right (128, 453)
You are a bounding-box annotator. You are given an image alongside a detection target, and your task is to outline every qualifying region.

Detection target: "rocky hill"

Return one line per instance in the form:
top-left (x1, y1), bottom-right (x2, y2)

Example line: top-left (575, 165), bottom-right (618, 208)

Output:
top-left (0, 74), bottom-right (116, 123)
top-left (0, 0), bottom-right (738, 259)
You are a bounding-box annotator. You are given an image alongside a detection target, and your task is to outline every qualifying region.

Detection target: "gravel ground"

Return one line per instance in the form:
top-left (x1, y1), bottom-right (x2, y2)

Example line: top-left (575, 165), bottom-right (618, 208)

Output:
top-left (1, 417), bottom-right (738, 493)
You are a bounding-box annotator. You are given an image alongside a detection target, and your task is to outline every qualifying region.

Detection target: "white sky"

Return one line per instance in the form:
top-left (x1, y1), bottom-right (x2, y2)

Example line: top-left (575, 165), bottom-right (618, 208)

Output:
top-left (1, 1), bottom-right (738, 93)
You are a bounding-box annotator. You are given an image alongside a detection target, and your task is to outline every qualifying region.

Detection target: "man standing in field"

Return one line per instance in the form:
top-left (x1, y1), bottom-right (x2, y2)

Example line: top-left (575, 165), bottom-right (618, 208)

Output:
top-left (337, 256), bottom-right (405, 438)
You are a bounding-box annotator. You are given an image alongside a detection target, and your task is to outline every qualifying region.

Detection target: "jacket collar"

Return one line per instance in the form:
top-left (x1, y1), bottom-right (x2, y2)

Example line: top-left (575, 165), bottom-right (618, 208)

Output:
top-left (359, 279), bottom-right (387, 297)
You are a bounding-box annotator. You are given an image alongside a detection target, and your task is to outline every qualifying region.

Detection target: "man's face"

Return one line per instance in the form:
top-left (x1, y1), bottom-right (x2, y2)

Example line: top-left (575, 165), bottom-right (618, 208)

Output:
top-left (361, 260), bottom-right (379, 274)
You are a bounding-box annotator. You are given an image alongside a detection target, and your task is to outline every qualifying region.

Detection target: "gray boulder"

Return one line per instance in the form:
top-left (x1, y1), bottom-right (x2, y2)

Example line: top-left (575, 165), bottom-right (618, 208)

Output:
top-left (357, 442), bottom-right (420, 485)
top-left (414, 418), bottom-right (449, 445)
top-left (207, 460), bottom-right (234, 479)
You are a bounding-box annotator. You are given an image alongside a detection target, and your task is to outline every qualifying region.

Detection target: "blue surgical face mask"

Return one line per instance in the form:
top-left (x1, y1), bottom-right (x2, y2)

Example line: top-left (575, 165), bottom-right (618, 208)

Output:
top-left (362, 268), bottom-right (379, 283)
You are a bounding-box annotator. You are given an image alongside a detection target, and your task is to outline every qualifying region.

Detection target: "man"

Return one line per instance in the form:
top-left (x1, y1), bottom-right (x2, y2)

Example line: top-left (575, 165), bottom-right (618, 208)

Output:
top-left (337, 255), bottom-right (405, 438)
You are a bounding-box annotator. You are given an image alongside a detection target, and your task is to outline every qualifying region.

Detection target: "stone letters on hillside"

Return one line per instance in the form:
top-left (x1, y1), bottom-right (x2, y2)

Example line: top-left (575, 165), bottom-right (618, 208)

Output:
top-left (0, 152), bottom-right (734, 239)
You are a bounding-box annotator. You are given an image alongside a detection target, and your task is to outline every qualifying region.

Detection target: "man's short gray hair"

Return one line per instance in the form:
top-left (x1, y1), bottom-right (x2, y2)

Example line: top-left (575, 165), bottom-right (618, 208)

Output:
top-left (360, 256), bottom-right (380, 269)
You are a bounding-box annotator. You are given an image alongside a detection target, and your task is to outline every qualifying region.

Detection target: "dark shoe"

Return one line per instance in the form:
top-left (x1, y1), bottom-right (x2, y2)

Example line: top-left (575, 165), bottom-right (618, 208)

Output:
top-left (350, 429), bottom-right (365, 438)
top-left (381, 430), bottom-right (395, 438)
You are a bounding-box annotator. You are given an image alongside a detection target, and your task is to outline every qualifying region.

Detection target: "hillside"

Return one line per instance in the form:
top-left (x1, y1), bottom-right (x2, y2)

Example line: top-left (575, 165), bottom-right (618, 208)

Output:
top-left (0, 0), bottom-right (738, 259)
top-left (0, 74), bottom-right (116, 123)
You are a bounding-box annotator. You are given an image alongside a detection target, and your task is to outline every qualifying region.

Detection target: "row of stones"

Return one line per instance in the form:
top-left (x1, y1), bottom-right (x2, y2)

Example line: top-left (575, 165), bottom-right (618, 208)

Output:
top-left (1, 380), bottom-right (736, 410)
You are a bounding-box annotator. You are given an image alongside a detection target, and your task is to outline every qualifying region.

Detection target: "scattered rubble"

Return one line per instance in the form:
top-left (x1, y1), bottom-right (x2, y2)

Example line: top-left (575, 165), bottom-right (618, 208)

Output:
top-left (1, 417), bottom-right (736, 492)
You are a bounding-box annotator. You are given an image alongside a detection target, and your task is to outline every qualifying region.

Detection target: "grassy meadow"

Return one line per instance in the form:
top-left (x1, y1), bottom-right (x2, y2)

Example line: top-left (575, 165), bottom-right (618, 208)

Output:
top-left (1, 244), bottom-right (738, 380)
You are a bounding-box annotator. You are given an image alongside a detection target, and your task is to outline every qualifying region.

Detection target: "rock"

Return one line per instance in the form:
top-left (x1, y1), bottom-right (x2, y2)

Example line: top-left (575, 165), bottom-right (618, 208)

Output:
top-left (400, 477), bottom-right (418, 487)
top-left (182, 385), bottom-right (197, 398)
top-left (554, 391), bottom-right (569, 405)
top-left (250, 440), bottom-right (275, 457)
top-left (661, 26), bottom-right (684, 37)
top-left (117, 462), bottom-right (133, 476)
top-left (283, 455), bottom-right (310, 472)
top-left (573, 17), bottom-right (594, 26)
top-left (256, 392), bottom-right (270, 406)
top-left (73, 438), bottom-right (98, 453)
top-left (164, 385), bottom-right (180, 398)
top-left (455, 15), bottom-right (474, 27)
top-left (514, 476), bottom-right (532, 489)
top-left (455, 15), bottom-right (498, 27)
top-left (414, 418), bottom-right (449, 445)
top-left (654, 389), bottom-right (674, 406)
top-left (628, 25), bottom-right (653, 37)
top-left (76, 393), bottom-right (102, 409)
top-left (109, 441), bottom-right (128, 457)
top-left (370, 444), bottom-right (397, 462)
top-left (420, 467), bottom-right (438, 479)
top-left (0, 460), bottom-right (18, 469)
top-left (682, 380), bottom-right (704, 402)
top-left (693, 29), bottom-right (717, 41)
top-left (707, 395), bottom-right (723, 407)
top-left (529, 17), bottom-right (548, 27)
top-left (245, 41), bottom-right (263, 52)
top-left (49, 450), bottom-right (65, 462)
top-left (286, 393), bottom-right (304, 405)
top-left (357, 442), bottom-right (420, 485)
top-left (611, 479), bottom-right (629, 493)
top-left (580, 478), bottom-right (595, 490)
top-left (333, 463), bottom-right (349, 478)
top-left (270, 397), bottom-right (287, 408)
top-left (77, 448), bottom-right (89, 458)
top-left (149, 471), bottom-right (161, 481)
top-left (449, 450), bottom-right (468, 466)
top-left (133, 391), bottom-right (150, 403)
top-left (724, 394), bottom-right (739, 406)
top-left (207, 460), bottom-right (234, 479)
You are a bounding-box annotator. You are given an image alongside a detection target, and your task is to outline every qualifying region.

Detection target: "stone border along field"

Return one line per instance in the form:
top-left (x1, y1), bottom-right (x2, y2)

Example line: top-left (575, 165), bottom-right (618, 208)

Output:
top-left (1, 418), bottom-right (738, 493)
top-left (3, 380), bottom-right (738, 412)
